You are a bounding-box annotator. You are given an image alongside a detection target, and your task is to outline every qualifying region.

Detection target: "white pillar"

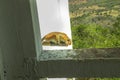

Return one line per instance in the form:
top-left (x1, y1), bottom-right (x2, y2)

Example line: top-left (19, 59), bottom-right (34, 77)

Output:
top-left (36, 0), bottom-right (72, 50)
top-left (47, 78), bottom-right (67, 80)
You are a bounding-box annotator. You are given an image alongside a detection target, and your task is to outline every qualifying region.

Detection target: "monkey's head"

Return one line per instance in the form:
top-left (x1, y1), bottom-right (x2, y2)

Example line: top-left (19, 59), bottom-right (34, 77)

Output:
top-left (66, 39), bottom-right (71, 45)
top-left (59, 38), bottom-right (71, 46)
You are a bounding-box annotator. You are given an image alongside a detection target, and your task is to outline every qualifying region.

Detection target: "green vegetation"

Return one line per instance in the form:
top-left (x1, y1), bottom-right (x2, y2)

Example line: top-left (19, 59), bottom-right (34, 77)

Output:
top-left (67, 78), bottom-right (120, 80)
top-left (95, 78), bottom-right (120, 80)
top-left (69, 0), bottom-right (120, 49)
top-left (72, 15), bottom-right (120, 49)
top-left (72, 22), bottom-right (120, 49)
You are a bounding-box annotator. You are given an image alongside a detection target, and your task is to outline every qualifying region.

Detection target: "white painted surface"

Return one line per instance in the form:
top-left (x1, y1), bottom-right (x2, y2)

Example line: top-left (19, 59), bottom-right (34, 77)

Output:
top-left (47, 78), bottom-right (76, 80)
top-left (47, 78), bottom-right (67, 80)
top-left (36, 0), bottom-right (72, 50)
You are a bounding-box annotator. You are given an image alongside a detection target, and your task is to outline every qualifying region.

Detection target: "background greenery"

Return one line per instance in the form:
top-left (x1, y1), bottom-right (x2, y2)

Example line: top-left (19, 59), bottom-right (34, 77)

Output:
top-left (69, 0), bottom-right (120, 49)
top-left (67, 78), bottom-right (120, 80)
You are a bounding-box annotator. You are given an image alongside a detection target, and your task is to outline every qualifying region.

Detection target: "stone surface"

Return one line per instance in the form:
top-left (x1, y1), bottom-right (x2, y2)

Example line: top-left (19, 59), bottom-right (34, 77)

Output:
top-left (39, 48), bottom-right (120, 60)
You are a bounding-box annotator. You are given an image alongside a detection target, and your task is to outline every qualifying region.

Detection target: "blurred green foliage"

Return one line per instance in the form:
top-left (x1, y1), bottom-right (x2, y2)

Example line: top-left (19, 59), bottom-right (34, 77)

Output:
top-left (95, 78), bottom-right (120, 80)
top-left (72, 16), bottom-right (120, 49)
top-left (67, 78), bottom-right (120, 80)
top-left (69, 0), bottom-right (120, 49)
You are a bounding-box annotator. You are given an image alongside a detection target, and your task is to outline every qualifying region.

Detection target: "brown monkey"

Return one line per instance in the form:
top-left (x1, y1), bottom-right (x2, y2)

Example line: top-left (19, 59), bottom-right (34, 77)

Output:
top-left (42, 32), bottom-right (71, 46)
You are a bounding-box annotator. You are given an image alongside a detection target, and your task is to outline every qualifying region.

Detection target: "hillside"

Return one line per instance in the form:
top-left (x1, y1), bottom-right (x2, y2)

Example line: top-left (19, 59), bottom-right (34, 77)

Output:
top-left (69, 0), bottom-right (120, 49)
top-left (69, 0), bottom-right (120, 27)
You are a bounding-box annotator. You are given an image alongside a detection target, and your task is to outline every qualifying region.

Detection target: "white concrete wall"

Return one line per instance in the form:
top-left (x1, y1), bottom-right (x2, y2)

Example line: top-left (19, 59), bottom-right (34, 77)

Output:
top-left (36, 0), bottom-right (72, 50)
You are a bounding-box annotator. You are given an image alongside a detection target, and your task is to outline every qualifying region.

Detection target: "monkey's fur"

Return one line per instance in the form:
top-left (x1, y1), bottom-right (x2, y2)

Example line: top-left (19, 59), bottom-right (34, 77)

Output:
top-left (42, 32), bottom-right (71, 46)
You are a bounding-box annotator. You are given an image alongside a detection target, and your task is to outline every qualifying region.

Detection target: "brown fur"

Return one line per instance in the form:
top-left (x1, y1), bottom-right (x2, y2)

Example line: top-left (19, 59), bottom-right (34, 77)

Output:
top-left (42, 32), bottom-right (71, 46)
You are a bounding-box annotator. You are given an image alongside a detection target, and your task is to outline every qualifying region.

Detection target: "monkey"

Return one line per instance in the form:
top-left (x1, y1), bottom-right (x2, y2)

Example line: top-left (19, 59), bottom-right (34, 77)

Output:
top-left (41, 32), bottom-right (71, 46)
